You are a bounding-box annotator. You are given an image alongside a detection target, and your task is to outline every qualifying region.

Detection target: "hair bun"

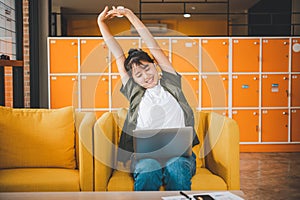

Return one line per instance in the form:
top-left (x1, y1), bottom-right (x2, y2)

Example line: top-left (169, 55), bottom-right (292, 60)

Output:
top-left (128, 48), bottom-right (140, 56)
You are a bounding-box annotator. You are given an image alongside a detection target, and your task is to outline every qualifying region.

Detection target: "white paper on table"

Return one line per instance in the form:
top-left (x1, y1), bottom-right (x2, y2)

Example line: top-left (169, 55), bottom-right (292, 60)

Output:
top-left (161, 191), bottom-right (244, 200)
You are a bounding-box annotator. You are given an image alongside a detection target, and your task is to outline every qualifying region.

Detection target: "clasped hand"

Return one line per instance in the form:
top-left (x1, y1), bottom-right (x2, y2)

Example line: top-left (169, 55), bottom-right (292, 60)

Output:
top-left (98, 6), bottom-right (129, 23)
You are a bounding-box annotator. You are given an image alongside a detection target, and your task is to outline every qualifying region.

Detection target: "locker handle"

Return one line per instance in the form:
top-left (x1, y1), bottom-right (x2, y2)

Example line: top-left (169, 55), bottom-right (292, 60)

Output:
top-left (283, 77), bottom-right (288, 80)
top-left (286, 90), bottom-right (289, 97)
top-left (256, 125), bottom-right (259, 132)
top-left (282, 112), bottom-right (288, 115)
top-left (253, 112), bottom-right (257, 116)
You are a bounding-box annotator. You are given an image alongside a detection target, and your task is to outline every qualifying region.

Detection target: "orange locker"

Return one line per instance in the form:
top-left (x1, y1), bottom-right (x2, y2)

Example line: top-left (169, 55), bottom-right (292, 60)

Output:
top-left (291, 74), bottom-right (300, 107)
top-left (141, 38), bottom-right (170, 61)
top-left (232, 110), bottom-right (259, 142)
top-left (182, 75), bottom-right (199, 108)
top-left (49, 39), bottom-right (78, 73)
top-left (232, 39), bottom-right (260, 72)
top-left (232, 75), bottom-right (259, 107)
top-left (262, 38), bottom-right (289, 72)
top-left (95, 111), bottom-right (106, 119)
top-left (171, 38), bottom-right (199, 72)
top-left (111, 38), bottom-right (139, 73)
top-left (201, 75), bottom-right (228, 108)
top-left (80, 39), bottom-right (109, 73)
top-left (261, 109), bottom-right (288, 142)
top-left (292, 39), bottom-right (300, 72)
top-left (291, 109), bottom-right (300, 142)
top-left (202, 39), bottom-right (228, 72)
top-left (262, 74), bottom-right (289, 107)
top-left (80, 75), bottom-right (109, 108)
top-left (111, 75), bottom-right (129, 108)
top-left (50, 76), bottom-right (78, 108)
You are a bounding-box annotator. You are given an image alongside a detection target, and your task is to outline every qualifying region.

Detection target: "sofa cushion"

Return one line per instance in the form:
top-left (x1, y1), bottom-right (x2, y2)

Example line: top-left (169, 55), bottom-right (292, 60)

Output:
top-left (107, 170), bottom-right (134, 191)
top-left (0, 168), bottom-right (79, 192)
top-left (191, 168), bottom-right (227, 190)
top-left (107, 168), bottom-right (227, 191)
top-left (0, 106), bottom-right (76, 169)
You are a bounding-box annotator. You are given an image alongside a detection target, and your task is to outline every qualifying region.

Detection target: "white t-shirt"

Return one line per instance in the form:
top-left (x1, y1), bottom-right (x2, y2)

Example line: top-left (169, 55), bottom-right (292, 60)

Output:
top-left (136, 81), bottom-right (185, 130)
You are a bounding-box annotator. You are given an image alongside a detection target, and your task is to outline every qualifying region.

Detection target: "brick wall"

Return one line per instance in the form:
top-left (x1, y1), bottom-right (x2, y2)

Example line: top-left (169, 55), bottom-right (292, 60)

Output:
top-left (4, 68), bottom-right (13, 107)
top-left (23, 0), bottom-right (30, 107)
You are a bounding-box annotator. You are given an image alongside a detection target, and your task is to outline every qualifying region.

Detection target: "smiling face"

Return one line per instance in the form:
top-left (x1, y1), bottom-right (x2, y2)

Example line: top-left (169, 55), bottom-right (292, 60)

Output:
top-left (132, 61), bottom-right (159, 89)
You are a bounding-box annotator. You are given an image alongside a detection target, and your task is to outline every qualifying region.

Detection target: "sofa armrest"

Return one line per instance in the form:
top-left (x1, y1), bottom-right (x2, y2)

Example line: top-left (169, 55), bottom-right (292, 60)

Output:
top-left (78, 112), bottom-right (96, 191)
top-left (94, 112), bottom-right (116, 191)
top-left (205, 112), bottom-right (240, 190)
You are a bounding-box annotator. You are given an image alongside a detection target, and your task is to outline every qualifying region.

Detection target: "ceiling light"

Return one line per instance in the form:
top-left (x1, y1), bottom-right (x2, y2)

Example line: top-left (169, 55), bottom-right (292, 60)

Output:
top-left (183, 13), bottom-right (191, 18)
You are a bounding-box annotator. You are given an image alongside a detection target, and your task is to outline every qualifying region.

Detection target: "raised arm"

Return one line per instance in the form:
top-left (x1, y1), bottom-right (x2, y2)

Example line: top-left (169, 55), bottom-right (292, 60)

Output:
top-left (97, 6), bottom-right (129, 85)
top-left (109, 7), bottom-right (176, 74)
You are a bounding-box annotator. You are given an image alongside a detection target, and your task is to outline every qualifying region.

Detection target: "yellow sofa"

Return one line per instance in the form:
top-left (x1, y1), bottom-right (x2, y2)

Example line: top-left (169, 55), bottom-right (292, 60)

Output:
top-left (0, 106), bottom-right (95, 192)
top-left (93, 108), bottom-right (240, 191)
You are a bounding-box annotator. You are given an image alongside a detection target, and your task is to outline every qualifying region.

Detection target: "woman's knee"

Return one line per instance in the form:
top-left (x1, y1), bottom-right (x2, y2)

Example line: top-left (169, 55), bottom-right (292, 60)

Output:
top-left (163, 157), bottom-right (194, 190)
top-left (133, 158), bottom-right (163, 191)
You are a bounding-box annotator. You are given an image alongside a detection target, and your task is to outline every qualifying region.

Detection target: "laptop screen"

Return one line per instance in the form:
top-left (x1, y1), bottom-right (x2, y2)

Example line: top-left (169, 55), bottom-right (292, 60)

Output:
top-left (132, 127), bottom-right (193, 160)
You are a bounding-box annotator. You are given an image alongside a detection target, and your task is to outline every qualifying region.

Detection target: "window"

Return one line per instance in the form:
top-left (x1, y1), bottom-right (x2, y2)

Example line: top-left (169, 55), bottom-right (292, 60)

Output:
top-left (0, 0), bottom-right (16, 60)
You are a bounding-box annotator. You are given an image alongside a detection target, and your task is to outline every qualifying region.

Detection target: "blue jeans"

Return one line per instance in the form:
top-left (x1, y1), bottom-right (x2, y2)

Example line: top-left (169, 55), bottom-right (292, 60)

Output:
top-left (131, 153), bottom-right (196, 191)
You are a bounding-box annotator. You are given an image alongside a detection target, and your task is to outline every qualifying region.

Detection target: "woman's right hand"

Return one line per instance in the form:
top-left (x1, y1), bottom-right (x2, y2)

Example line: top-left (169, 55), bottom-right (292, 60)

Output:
top-left (98, 6), bottom-right (121, 24)
top-left (97, 6), bottom-right (109, 25)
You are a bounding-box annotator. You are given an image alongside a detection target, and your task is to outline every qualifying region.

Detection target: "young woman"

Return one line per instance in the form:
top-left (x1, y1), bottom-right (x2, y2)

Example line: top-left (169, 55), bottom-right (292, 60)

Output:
top-left (97, 6), bottom-right (199, 191)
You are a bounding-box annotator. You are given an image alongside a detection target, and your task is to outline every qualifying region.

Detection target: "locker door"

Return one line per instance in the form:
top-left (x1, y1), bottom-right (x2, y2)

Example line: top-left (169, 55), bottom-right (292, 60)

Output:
top-left (262, 74), bottom-right (289, 107)
top-left (141, 39), bottom-right (170, 61)
top-left (95, 111), bottom-right (106, 119)
top-left (50, 76), bottom-right (78, 108)
top-left (291, 109), bottom-right (300, 142)
top-left (80, 39), bottom-right (109, 73)
top-left (171, 38), bottom-right (199, 72)
top-left (291, 75), bottom-right (300, 107)
top-left (201, 75), bottom-right (228, 108)
top-left (202, 39), bottom-right (228, 72)
top-left (49, 39), bottom-right (78, 73)
top-left (111, 39), bottom-right (139, 73)
top-left (182, 75), bottom-right (199, 108)
top-left (232, 75), bottom-right (259, 107)
top-left (81, 75), bottom-right (109, 108)
top-left (232, 110), bottom-right (259, 142)
top-left (232, 39), bottom-right (260, 72)
top-left (261, 109), bottom-right (288, 142)
top-left (292, 39), bottom-right (300, 72)
top-left (262, 39), bottom-right (289, 72)
top-left (111, 75), bottom-right (129, 108)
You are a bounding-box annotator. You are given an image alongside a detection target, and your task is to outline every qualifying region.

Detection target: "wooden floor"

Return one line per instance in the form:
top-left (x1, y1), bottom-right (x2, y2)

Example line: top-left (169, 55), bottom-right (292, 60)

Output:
top-left (240, 152), bottom-right (300, 200)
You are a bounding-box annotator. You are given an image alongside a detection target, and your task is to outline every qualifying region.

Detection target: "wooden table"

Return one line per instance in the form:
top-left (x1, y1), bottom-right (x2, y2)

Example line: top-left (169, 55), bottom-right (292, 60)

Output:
top-left (0, 191), bottom-right (244, 200)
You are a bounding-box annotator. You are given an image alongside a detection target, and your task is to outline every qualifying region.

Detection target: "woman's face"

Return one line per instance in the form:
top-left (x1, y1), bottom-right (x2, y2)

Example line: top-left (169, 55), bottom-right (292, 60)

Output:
top-left (132, 60), bottom-right (159, 89)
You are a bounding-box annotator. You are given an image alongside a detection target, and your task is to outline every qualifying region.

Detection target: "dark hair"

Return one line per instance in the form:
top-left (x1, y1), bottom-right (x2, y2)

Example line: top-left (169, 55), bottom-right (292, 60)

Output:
top-left (124, 48), bottom-right (154, 76)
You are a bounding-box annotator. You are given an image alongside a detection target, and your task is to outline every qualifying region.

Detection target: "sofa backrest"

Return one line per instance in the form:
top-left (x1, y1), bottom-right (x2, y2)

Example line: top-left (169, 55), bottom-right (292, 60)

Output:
top-left (0, 106), bottom-right (77, 169)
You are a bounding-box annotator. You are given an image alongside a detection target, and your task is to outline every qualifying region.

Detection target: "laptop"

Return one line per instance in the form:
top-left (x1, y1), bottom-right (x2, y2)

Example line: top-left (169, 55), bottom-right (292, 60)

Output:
top-left (132, 126), bottom-right (193, 160)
